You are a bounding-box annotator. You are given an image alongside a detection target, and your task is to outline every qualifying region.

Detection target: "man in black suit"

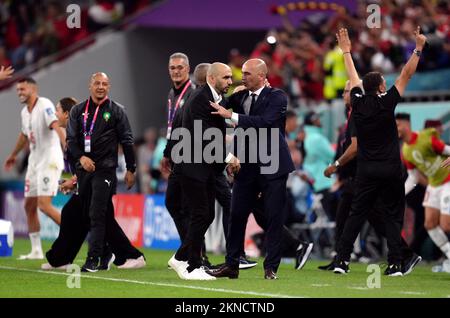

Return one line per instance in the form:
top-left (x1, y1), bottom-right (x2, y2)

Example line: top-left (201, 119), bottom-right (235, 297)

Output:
top-left (168, 62), bottom-right (240, 280)
top-left (209, 59), bottom-right (295, 279)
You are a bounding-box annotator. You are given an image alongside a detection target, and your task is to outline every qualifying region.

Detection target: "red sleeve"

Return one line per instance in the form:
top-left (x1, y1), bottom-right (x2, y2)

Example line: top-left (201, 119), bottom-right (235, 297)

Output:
top-left (431, 136), bottom-right (445, 154)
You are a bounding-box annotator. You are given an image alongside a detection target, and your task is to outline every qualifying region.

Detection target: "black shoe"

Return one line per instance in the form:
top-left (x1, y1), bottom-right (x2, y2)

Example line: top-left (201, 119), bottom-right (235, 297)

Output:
top-left (206, 262), bottom-right (224, 271)
top-left (81, 257), bottom-right (100, 273)
top-left (239, 256), bottom-right (257, 270)
top-left (207, 264), bottom-right (239, 279)
top-left (384, 263), bottom-right (403, 276)
top-left (264, 269), bottom-right (278, 280)
top-left (402, 253), bottom-right (422, 276)
top-left (318, 256), bottom-right (336, 271)
top-left (99, 252), bottom-right (115, 271)
top-left (295, 242), bottom-right (313, 270)
top-left (333, 260), bottom-right (349, 274)
top-left (201, 255), bottom-right (212, 270)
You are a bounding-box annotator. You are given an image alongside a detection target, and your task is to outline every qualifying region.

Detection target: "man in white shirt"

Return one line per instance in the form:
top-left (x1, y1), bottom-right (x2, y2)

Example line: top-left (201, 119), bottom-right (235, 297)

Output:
top-left (4, 77), bottom-right (65, 260)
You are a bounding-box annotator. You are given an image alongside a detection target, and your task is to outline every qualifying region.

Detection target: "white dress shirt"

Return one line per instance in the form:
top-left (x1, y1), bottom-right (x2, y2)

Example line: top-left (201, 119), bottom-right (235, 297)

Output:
top-left (231, 85), bottom-right (265, 124)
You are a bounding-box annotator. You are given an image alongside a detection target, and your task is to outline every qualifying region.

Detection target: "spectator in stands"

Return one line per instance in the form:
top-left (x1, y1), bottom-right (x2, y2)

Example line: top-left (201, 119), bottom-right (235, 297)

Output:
top-left (88, 0), bottom-right (124, 32)
top-left (11, 32), bottom-right (39, 70)
top-left (227, 49), bottom-right (244, 96)
top-left (0, 45), bottom-right (11, 67)
top-left (136, 127), bottom-right (157, 194)
top-left (303, 111), bottom-right (335, 219)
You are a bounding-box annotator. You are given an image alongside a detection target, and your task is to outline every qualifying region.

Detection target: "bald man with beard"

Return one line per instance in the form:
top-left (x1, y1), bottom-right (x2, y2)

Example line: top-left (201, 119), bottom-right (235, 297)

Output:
top-left (168, 63), bottom-right (240, 280)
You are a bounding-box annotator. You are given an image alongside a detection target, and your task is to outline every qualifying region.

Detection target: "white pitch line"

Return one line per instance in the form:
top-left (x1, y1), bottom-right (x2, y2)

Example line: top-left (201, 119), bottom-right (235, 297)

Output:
top-left (398, 291), bottom-right (426, 295)
top-left (348, 286), bottom-right (369, 291)
top-left (0, 265), bottom-right (301, 298)
top-left (310, 284), bottom-right (331, 287)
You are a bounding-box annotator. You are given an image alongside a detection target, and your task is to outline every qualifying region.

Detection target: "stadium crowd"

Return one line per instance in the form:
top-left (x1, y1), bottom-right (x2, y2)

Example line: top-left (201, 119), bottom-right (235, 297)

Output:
top-left (0, 0), bottom-right (151, 71)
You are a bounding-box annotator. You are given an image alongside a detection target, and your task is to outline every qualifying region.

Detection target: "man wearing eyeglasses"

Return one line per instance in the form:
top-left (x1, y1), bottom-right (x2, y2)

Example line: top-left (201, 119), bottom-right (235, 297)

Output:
top-left (161, 52), bottom-right (195, 266)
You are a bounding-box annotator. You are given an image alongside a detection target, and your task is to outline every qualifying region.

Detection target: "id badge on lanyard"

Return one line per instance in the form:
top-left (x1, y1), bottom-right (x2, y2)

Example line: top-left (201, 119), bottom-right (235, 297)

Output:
top-left (84, 135), bottom-right (91, 153)
top-left (167, 80), bottom-right (191, 139)
top-left (83, 98), bottom-right (104, 153)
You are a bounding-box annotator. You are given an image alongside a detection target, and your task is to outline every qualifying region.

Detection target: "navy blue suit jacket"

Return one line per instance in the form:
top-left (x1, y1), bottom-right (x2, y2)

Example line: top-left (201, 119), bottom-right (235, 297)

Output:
top-left (227, 86), bottom-right (295, 181)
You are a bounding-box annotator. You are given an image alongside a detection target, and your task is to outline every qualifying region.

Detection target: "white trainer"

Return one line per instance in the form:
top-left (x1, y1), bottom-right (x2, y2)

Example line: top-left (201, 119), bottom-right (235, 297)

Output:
top-left (182, 267), bottom-right (216, 281)
top-left (41, 263), bottom-right (70, 270)
top-left (168, 255), bottom-right (188, 278)
top-left (18, 251), bottom-right (44, 260)
top-left (117, 256), bottom-right (146, 269)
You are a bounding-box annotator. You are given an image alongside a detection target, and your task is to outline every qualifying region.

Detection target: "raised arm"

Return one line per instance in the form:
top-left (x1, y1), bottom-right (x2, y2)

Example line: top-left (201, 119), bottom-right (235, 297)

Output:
top-left (336, 28), bottom-right (360, 89)
top-left (394, 26), bottom-right (427, 96)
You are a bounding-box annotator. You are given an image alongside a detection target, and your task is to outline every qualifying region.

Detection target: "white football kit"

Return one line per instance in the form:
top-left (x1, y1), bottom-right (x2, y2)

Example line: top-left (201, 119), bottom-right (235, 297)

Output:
top-left (20, 97), bottom-right (64, 197)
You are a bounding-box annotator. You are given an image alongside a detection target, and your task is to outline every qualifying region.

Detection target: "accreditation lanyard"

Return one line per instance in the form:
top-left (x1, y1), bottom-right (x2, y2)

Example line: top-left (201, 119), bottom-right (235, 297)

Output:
top-left (167, 80), bottom-right (191, 139)
top-left (83, 97), bottom-right (107, 152)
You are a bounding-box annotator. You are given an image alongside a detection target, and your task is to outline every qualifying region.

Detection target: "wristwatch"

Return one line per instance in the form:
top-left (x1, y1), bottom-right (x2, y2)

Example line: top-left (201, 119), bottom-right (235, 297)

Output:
top-left (413, 49), bottom-right (421, 57)
top-left (334, 160), bottom-right (340, 168)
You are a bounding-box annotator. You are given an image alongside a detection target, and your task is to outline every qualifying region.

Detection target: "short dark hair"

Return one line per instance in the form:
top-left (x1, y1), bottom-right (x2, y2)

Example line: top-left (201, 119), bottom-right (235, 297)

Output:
top-left (424, 119), bottom-right (442, 129)
top-left (286, 110), bottom-right (297, 119)
top-left (17, 77), bottom-right (37, 85)
top-left (395, 112), bottom-right (410, 122)
top-left (58, 97), bottom-right (78, 113)
top-left (304, 111), bottom-right (320, 126)
top-left (362, 72), bottom-right (383, 94)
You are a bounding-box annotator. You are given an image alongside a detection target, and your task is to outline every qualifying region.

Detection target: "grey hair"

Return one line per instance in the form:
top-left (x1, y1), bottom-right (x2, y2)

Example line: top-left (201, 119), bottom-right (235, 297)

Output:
top-left (193, 63), bottom-right (211, 86)
top-left (169, 52), bottom-right (189, 66)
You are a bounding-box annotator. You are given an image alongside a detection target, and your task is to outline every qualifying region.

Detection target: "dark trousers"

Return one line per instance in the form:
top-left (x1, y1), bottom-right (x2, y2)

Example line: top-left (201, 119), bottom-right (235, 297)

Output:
top-left (337, 163), bottom-right (406, 264)
top-left (166, 170), bottom-right (231, 256)
top-left (252, 194), bottom-right (303, 257)
top-left (175, 174), bottom-right (216, 271)
top-left (215, 172), bottom-right (231, 241)
top-left (77, 169), bottom-right (118, 259)
top-left (226, 174), bottom-right (288, 272)
top-left (165, 171), bottom-right (190, 242)
top-left (46, 194), bottom-right (143, 267)
top-left (335, 178), bottom-right (413, 260)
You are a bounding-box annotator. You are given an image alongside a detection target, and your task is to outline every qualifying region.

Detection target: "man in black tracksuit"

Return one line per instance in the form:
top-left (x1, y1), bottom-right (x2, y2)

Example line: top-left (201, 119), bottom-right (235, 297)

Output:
top-left (319, 82), bottom-right (418, 273)
top-left (44, 97), bottom-right (144, 270)
top-left (333, 27), bottom-right (427, 276)
top-left (67, 72), bottom-right (136, 272)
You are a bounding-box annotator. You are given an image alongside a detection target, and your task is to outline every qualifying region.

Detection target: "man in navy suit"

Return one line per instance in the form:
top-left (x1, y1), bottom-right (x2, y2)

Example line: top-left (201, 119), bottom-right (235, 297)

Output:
top-left (209, 59), bottom-right (295, 279)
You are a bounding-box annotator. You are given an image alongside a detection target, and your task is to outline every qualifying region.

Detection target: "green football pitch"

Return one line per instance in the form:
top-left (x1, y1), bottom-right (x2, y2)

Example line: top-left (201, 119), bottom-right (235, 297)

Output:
top-left (0, 238), bottom-right (449, 298)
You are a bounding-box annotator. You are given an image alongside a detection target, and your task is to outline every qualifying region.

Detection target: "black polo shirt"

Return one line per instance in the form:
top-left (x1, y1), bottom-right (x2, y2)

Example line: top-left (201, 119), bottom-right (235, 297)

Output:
top-left (351, 85), bottom-right (402, 166)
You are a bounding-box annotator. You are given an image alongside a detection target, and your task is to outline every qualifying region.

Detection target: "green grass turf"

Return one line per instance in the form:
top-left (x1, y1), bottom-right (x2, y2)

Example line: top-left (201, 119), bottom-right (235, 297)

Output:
top-left (0, 238), bottom-right (449, 298)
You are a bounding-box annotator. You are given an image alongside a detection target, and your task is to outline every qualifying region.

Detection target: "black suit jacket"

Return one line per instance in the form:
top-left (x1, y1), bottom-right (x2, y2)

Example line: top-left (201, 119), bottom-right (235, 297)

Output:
top-left (227, 86), bottom-right (295, 180)
top-left (179, 85), bottom-right (227, 182)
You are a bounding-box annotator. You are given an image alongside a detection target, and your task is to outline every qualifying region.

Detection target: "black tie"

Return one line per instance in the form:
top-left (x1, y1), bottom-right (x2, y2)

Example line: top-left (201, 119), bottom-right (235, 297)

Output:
top-left (249, 93), bottom-right (257, 115)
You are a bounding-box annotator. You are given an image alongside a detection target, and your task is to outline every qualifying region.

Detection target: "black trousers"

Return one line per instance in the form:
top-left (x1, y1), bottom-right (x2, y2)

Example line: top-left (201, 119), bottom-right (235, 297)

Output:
top-left (77, 168), bottom-right (118, 259)
top-left (214, 172), bottom-right (231, 241)
top-left (335, 178), bottom-right (413, 260)
top-left (165, 171), bottom-right (190, 242)
top-left (337, 163), bottom-right (406, 264)
top-left (46, 193), bottom-right (143, 267)
top-left (175, 174), bottom-right (216, 271)
top-left (166, 170), bottom-right (232, 249)
top-left (226, 174), bottom-right (288, 272)
top-left (252, 194), bottom-right (304, 257)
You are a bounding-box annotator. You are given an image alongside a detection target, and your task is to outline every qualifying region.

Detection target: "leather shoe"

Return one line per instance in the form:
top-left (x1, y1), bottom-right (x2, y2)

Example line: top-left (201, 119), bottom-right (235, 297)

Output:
top-left (207, 264), bottom-right (239, 279)
top-left (264, 269), bottom-right (278, 280)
